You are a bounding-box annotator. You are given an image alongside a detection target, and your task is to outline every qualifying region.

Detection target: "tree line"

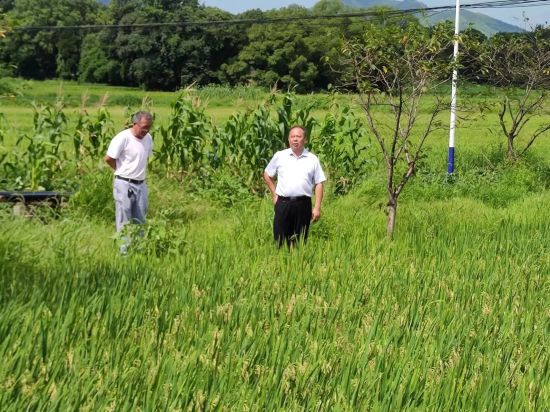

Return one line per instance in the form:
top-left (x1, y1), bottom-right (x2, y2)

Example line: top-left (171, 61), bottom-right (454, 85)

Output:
top-left (1, 0), bottom-right (548, 92)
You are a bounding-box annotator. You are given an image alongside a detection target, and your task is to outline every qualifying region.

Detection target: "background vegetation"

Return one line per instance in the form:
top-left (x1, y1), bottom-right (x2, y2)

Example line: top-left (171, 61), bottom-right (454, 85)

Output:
top-left (0, 78), bottom-right (549, 410)
top-left (1, 1), bottom-right (549, 409)
top-left (1, 0), bottom-right (549, 92)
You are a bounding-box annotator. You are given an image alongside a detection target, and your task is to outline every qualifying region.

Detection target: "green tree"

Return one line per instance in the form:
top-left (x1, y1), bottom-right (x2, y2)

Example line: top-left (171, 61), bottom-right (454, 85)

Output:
top-left (480, 28), bottom-right (550, 158)
top-left (458, 26), bottom-right (487, 84)
top-left (223, 6), bottom-right (324, 91)
top-left (79, 31), bottom-right (123, 84)
top-left (342, 19), bottom-right (453, 236)
top-left (82, 1), bottom-right (240, 89)
top-left (197, 7), bottom-right (248, 85)
top-left (0, 0), bottom-right (101, 79)
top-left (112, 5), bottom-right (178, 89)
top-left (0, 0), bottom-right (15, 12)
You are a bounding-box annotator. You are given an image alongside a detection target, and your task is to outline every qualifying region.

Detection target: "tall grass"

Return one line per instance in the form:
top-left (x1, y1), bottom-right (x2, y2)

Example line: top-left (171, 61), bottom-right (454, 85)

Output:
top-left (0, 180), bottom-right (548, 410)
top-left (0, 80), bottom-right (548, 410)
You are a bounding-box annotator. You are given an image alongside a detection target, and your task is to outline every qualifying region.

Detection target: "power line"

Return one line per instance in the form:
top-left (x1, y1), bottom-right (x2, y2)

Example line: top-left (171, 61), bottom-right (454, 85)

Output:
top-left (9, 0), bottom-right (550, 32)
top-left (463, 0), bottom-right (550, 9)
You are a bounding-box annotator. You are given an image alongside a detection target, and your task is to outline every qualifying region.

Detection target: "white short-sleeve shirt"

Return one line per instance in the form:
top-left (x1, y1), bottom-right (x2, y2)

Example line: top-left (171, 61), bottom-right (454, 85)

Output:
top-left (265, 148), bottom-right (326, 197)
top-left (106, 129), bottom-right (153, 180)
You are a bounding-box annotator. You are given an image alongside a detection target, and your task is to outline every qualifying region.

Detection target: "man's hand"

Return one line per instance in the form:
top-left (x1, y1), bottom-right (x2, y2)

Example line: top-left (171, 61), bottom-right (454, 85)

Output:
top-left (311, 207), bottom-right (321, 222)
top-left (312, 182), bottom-right (323, 222)
top-left (104, 155), bottom-right (117, 171)
top-left (263, 171), bottom-right (278, 205)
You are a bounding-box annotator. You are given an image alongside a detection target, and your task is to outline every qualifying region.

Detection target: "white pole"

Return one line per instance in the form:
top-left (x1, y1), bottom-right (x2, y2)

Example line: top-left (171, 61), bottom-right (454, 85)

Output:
top-left (448, 0), bottom-right (460, 174)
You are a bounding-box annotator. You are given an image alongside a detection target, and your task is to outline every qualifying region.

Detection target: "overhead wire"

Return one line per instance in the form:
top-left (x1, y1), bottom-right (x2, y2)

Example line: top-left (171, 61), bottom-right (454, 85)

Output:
top-left (8, 0), bottom-right (550, 32)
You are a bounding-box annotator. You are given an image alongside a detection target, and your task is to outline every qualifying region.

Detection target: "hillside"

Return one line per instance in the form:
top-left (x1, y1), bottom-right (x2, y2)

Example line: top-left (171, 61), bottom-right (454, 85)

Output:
top-left (343, 0), bottom-right (523, 36)
top-left (94, 0), bottom-right (522, 36)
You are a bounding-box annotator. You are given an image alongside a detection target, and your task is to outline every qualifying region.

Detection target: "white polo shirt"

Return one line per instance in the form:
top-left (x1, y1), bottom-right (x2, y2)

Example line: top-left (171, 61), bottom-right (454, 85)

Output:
top-left (265, 148), bottom-right (326, 197)
top-left (106, 129), bottom-right (153, 180)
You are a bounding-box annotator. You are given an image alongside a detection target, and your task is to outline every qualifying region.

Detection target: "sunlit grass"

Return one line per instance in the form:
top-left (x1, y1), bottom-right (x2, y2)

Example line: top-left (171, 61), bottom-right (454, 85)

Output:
top-left (0, 183), bottom-right (548, 410)
top-left (0, 79), bottom-right (548, 410)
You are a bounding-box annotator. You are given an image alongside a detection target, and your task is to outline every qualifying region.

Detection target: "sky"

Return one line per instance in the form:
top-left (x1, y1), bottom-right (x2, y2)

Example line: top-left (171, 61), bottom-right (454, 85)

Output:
top-left (200, 1), bottom-right (550, 29)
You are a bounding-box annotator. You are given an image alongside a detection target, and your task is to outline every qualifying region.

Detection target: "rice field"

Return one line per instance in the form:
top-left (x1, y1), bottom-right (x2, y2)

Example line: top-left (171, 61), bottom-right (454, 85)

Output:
top-left (0, 80), bottom-right (549, 410)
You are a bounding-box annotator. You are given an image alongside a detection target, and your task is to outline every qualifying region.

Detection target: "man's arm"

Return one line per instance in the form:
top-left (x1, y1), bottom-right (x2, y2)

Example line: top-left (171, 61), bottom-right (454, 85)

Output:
top-left (104, 155), bottom-right (117, 171)
top-left (311, 182), bottom-right (324, 221)
top-left (263, 171), bottom-right (278, 204)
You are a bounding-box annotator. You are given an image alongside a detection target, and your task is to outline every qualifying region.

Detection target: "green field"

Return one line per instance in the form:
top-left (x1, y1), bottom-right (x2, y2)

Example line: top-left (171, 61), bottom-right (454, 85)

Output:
top-left (1, 80), bottom-right (272, 131)
top-left (0, 80), bottom-right (549, 410)
top-left (2, 79), bottom-right (550, 157)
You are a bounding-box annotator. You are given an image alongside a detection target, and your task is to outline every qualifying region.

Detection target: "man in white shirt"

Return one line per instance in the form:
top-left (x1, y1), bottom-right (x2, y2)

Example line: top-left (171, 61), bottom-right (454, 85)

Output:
top-left (104, 111), bottom-right (153, 253)
top-left (263, 125), bottom-right (326, 247)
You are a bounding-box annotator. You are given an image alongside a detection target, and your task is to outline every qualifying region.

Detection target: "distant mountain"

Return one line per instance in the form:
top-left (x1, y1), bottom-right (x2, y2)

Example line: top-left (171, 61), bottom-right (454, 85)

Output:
top-left (343, 0), bottom-right (523, 36)
top-left (95, 0), bottom-right (523, 36)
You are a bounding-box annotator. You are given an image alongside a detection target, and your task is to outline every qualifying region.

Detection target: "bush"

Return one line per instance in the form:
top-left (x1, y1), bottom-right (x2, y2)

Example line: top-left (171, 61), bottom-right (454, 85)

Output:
top-left (404, 148), bottom-right (550, 207)
top-left (69, 170), bottom-right (114, 222)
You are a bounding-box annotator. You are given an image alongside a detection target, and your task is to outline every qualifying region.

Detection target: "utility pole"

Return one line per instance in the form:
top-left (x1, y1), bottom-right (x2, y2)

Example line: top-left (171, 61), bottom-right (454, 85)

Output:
top-left (448, 0), bottom-right (460, 174)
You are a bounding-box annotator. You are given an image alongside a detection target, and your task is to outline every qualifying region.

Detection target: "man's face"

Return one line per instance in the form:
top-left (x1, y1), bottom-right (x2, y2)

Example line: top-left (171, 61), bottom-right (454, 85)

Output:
top-left (132, 118), bottom-right (152, 139)
top-left (288, 127), bottom-right (306, 154)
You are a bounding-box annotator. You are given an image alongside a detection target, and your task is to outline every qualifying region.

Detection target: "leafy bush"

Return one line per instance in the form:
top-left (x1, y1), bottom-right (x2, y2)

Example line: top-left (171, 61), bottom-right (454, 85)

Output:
top-left (0, 77), bottom-right (27, 99)
top-left (405, 148), bottom-right (550, 207)
top-left (69, 170), bottom-right (114, 222)
top-left (119, 217), bottom-right (186, 257)
top-left (188, 169), bottom-right (255, 207)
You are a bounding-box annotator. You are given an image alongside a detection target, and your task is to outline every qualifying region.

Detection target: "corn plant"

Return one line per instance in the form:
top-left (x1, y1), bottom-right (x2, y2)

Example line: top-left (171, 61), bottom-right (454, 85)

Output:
top-left (156, 94), bottom-right (212, 175)
top-left (212, 93), bottom-right (318, 192)
top-left (74, 106), bottom-right (115, 161)
top-left (10, 101), bottom-right (68, 190)
top-left (212, 95), bottom-right (282, 191)
top-left (276, 93), bottom-right (317, 139)
top-left (313, 102), bottom-right (372, 195)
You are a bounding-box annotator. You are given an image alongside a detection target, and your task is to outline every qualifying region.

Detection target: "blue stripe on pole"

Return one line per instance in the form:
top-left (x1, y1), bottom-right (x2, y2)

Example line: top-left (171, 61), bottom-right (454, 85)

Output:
top-left (447, 147), bottom-right (455, 174)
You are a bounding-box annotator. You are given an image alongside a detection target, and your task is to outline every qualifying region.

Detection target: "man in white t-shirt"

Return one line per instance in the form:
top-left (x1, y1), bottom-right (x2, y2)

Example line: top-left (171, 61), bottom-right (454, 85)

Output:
top-left (263, 125), bottom-right (326, 247)
top-left (104, 111), bottom-right (153, 253)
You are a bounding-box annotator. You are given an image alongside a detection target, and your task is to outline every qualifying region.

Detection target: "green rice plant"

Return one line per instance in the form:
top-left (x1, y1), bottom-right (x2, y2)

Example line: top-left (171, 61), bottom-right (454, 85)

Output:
top-left (0, 184), bottom-right (548, 410)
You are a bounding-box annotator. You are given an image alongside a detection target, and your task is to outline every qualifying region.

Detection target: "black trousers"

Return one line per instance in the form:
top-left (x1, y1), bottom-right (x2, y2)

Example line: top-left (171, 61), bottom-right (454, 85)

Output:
top-left (273, 196), bottom-right (312, 247)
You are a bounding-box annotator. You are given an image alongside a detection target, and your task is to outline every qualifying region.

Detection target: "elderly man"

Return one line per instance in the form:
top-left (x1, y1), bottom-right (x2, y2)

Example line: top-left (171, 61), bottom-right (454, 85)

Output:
top-left (263, 125), bottom-right (326, 247)
top-left (104, 111), bottom-right (153, 254)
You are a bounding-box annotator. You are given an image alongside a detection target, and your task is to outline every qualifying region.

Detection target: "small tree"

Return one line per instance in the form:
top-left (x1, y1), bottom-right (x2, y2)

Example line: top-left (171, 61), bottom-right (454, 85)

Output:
top-left (341, 18), bottom-right (453, 236)
top-left (480, 27), bottom-right (550, 159)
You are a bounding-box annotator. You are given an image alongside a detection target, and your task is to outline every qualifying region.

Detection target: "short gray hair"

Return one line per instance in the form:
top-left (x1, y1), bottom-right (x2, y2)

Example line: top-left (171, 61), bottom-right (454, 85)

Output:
top-left (132, 111), bottom-right (153, 124)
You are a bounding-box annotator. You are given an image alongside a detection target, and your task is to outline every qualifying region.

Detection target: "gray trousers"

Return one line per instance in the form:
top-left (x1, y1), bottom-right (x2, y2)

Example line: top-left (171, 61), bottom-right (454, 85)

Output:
top-left (113, 178), bottom-right (148, 231)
